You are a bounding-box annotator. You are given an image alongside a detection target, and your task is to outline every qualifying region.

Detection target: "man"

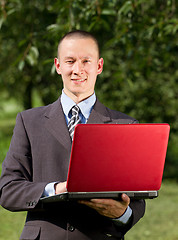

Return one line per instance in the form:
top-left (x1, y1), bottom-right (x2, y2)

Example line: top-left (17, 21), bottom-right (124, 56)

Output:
top-left (0, 30), bottom-right (145, 240)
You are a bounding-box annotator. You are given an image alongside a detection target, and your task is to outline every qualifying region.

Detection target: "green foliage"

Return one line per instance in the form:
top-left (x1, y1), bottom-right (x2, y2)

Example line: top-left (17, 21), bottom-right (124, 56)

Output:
top-left (0, 0), bottom-right (178, 178)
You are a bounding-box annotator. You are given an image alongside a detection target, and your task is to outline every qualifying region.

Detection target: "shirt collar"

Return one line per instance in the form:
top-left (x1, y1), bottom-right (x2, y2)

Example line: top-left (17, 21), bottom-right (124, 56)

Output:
top-left (61, 90), bottom-right (96, 119)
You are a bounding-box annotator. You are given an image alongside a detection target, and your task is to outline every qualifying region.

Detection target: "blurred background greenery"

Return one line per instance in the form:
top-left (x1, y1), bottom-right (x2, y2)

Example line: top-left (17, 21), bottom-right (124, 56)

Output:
top-left (0, 0), bottom-right (178, 239)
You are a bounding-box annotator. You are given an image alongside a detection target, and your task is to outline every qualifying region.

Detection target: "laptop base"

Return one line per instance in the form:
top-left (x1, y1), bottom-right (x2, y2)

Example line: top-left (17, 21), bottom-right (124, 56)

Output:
top-left (68, 191), bottom-right (158, 200)
top-left (40, 191), bottom-right (158, 203)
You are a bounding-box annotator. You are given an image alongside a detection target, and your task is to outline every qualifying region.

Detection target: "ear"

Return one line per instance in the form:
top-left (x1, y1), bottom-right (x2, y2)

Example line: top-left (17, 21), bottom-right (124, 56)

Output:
top-left (97, 58), bottom-right (104, 75)
top-left (54, 58), bottom-right (61, 75)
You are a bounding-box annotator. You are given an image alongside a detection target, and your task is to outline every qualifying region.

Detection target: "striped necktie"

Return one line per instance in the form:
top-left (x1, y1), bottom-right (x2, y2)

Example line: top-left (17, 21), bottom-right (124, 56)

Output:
top-left (68, 105), bottom-right (81, 140)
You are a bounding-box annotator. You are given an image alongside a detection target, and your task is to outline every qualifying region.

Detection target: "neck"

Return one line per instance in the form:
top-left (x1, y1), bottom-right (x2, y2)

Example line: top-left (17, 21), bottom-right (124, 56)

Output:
top-left (63, 90), bottom-right (94, 104)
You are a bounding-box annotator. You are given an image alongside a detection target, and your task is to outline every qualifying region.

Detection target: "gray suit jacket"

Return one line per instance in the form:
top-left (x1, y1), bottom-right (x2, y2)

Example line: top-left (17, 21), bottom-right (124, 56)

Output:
top-left (0, 98), bottom-right (145, 240)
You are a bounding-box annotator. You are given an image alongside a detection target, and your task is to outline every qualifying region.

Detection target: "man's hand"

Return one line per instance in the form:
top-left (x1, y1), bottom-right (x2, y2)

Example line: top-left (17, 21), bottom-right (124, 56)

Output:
top-left (54, 181), bottom-right (67, 194)
top-left (79, 194), bottom-right (130, 219)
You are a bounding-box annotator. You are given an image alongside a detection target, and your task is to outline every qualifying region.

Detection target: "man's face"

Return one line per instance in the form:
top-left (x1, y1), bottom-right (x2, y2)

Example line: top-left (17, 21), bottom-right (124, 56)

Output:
top-left (55, 37), bottom-right (103, 102)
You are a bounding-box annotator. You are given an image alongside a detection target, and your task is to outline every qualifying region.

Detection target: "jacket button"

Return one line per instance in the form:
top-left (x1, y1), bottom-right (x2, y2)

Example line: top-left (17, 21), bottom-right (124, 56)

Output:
top-left (105, 233), bottom-right (112, 237)
top-left (68, 225), bottom-right (75, 232)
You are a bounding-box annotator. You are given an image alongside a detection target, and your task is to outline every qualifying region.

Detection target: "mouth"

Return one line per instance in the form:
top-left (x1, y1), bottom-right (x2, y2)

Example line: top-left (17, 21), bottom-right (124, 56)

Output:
top-left (71, 78), bottom-right (87, 83)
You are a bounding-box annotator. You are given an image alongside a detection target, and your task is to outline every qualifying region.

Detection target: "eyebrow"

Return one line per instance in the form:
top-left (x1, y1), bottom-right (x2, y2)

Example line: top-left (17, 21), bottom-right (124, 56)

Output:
top-left (64, 57), bottom-right (75, 60)
top-left (64, 56), bottom-right (92, 60)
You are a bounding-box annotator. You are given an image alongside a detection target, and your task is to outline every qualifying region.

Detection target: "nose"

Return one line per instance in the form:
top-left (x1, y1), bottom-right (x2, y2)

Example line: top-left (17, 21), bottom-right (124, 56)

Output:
top-left (72, 61), bottom-right (84, 75)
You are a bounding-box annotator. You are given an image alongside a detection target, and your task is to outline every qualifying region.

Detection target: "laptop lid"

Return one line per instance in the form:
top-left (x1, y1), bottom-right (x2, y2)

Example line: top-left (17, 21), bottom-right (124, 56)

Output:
top-left (66, 124), bottom-right (170, 195)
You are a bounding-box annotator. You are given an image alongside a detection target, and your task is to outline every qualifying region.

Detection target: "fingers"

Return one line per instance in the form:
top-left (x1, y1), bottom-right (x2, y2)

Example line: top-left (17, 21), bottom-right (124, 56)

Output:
top-left (55, 181), bottom-right (67, 194)
top-left (79, 195), bottom-right (130, 207)
top-left (79, 200), bottom-right (99, 210)
top-left (79, 199), bottom-right (109, 210)
top-left (79, 199), bottom-right (114, 218)
top-left (79, 195), bottom-right (131, 219)
top-left (79, 199), bottom-right (111, 208)
top-left (121, 193), bottom-right (130, 205)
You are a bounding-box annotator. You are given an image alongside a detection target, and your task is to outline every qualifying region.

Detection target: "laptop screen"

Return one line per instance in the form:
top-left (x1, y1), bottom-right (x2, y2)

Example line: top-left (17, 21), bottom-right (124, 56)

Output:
top-left (67, 124), bottom-right (170, 193)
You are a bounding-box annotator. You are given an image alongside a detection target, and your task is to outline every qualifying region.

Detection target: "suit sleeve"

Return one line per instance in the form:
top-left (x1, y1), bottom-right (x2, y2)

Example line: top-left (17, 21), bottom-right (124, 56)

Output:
top-left (0, 113), bottom-right (47, 212)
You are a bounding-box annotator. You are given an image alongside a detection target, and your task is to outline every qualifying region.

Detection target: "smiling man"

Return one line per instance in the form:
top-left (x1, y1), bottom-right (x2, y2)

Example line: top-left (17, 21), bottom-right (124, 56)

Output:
top-left (54, 32), bottom-right (103, 103)
top-left (0, 30), bottom-right (145, 240)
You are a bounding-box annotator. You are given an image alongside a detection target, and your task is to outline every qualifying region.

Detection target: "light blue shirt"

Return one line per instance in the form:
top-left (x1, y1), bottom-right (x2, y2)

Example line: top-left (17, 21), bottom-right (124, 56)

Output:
top-left (43, 91), bottom-right (132, 225)
top-left (61, 90), bottom-right (96, 124)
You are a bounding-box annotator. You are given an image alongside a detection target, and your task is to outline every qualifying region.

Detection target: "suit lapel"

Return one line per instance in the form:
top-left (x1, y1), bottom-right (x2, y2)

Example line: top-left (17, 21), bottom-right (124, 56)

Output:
top-left (87, 99), bottom-right (112, 124)
top-left (44, 98), bottom-right (72, 150)
top-left (44, 98), bottom-right (112, 149)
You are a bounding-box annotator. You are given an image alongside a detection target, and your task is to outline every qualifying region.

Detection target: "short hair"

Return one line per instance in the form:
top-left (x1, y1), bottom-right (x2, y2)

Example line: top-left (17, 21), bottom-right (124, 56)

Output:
top-left (57, 30), bottom-right (100, 58)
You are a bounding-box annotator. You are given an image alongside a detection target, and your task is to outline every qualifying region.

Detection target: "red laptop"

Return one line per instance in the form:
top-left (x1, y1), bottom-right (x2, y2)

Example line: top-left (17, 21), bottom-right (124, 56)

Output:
top-left (40, 123), bottom-right (170, 202)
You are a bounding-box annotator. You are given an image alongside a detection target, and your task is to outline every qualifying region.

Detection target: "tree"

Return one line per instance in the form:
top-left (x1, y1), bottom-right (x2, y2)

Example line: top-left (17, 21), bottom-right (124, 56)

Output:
top-left (0, 0), bottom-right (60, 108)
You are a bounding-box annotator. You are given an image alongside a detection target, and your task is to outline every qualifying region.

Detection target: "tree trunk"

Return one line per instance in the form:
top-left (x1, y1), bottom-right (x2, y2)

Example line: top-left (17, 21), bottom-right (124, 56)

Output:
top-left (23, 81), bottom-right (33, 110)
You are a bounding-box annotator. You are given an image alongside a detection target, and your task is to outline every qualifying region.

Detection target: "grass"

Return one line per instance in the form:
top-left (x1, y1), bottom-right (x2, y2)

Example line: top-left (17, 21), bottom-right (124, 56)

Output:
top-left (126, 181), bottom-right (178, 240)
top-left (0, 207), bottom-right (26, 240)
top-left (0, 98), bottom-right (178, 239)
top-left (0, 182), bottom-right (178, 240)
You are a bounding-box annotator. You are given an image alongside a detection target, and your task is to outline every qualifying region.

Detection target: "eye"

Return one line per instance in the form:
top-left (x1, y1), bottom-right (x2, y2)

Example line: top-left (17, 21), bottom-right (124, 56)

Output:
top-left (66, 60), bottom-right (74, 64)
top-left (83, 59), bottom-right (90, 63)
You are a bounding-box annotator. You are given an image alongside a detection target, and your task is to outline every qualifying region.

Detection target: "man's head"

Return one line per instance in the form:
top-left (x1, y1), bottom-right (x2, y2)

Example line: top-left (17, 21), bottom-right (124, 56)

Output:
top-left (54, 30), bottom-right (103, 103)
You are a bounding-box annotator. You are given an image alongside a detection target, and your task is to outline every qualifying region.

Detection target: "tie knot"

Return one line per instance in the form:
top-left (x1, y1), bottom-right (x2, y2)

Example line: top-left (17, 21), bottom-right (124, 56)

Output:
top-left (71, 105), bottom-right (80, 116)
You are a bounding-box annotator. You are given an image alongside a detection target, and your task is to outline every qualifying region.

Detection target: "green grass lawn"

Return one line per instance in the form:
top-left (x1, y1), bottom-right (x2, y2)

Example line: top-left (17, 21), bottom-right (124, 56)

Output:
top-left (0, 207), bottom-right (26, 240)
top-left (126, 181), bottom-right (178, 240)
top-left (0, 99), bottom-right (178, 240)
top-left (0, 181), bottom-right (178, 240)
